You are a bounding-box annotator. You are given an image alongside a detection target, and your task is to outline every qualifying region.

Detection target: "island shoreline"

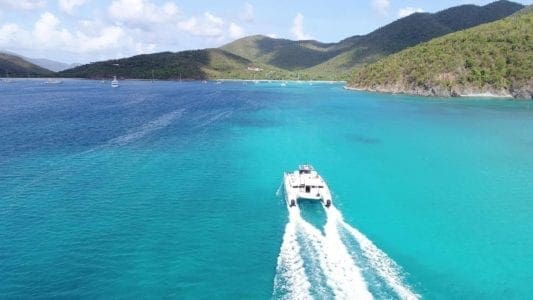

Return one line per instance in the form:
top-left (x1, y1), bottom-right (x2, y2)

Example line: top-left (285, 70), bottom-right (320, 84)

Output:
top-left (342, 85), bottom-right (529, 100)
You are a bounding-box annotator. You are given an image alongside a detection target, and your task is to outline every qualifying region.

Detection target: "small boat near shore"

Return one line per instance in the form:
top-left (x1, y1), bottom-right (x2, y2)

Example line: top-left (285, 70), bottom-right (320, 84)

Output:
top-left (111, 76), bottom-right (119, 88)
top-left (284, 165), bottom-right (332, 207)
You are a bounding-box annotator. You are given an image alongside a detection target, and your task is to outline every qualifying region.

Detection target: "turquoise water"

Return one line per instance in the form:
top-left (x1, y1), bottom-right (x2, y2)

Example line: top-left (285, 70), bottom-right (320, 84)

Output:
top-left (1, 79), bottom-right (532, 299)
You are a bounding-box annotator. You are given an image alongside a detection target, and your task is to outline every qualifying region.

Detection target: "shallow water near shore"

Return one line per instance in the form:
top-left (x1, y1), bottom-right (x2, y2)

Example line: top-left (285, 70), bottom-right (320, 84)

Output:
top-left (1, 79), bottom-right (532, 298)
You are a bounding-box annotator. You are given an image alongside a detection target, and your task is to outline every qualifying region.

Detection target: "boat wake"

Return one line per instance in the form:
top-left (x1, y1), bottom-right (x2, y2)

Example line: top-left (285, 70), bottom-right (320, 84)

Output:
top-left (272, 206), bottom-right (312, 299)
top-left (330, 207), bottom-right (419, 300)
top-left (107, 109), bottom-right (185, 146)
top-left (273, 204), bottom-right (419, 299)
top-left (4, 109), bottom-right (186, 200)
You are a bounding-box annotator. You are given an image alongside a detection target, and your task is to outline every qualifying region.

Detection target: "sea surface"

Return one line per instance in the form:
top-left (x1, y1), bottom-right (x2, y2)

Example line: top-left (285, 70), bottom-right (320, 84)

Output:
top-left (0, 79), bottom-right (532, 299)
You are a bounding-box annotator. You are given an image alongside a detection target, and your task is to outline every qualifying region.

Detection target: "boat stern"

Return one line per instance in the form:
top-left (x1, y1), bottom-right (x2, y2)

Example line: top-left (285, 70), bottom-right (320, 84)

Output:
top-left (283, 166), bottom-right (333, 208)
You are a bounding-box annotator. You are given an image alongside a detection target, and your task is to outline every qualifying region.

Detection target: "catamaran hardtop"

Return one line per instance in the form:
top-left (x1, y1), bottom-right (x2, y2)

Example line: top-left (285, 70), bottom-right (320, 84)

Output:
top-left (284, 165), bottom-right (332, 208)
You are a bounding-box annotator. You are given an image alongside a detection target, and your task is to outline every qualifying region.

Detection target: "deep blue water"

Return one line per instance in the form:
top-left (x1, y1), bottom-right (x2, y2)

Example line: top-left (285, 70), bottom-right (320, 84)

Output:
top-left (1, 79), bottom-right (532, 299)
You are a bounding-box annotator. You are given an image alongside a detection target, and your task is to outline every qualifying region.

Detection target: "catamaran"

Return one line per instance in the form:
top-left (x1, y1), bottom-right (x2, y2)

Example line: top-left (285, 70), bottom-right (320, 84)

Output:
top-left (111, 76), bottom-right (119, 88)
top-left (284, 165), bottom-right (332, 208)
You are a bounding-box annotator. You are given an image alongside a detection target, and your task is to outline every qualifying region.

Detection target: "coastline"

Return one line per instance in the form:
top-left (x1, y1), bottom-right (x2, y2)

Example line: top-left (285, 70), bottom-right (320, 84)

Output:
top-left (3, 77), bottom-right (525, 99)
top-left (219, 79), bottom-right (347, 84)
top-left (459, 92), bottom-right (513, 98)
top-left (2, 77), bottom-right (347, 84)
top-left (343, 85), bottom-right (530, 100)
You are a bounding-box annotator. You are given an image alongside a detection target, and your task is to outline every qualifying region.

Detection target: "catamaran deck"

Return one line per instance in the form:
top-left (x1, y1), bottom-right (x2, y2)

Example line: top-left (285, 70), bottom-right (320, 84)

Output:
top-left (284, 165), bottom-right (332, 207)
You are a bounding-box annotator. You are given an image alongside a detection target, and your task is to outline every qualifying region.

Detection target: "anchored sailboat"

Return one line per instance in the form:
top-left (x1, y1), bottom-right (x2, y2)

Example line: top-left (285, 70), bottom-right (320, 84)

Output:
top-left (111, 76), bottom-right (119, 88)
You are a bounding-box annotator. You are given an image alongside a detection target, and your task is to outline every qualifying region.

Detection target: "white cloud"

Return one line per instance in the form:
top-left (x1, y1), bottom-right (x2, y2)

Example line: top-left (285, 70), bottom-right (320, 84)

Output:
top-left (398, 7), bottom-right (424, 18)
top-left (291, 13), bottom-right (312, 40)
top-left (0, 1), bottom-right (252, 63)
top-left (0, 0), bottom-right (46, 10)
top-left (0, 11), bottom-right (155, 59)
top-left (33, 12), bottom-right (73, 47)
top-left (0, 23), bottom-right (29, 45)
top-left (266, 33), bottom-right (278, 39)
top-left (58, 0), bottom-right (88, 14)
top-left (229, 22), bottom-right (245, 39)
top-left (372, 0), bottom-right (390, 16)
top-left (108, 0), bottom-right (179, 26)
top-left (240, 3), bottom-right (254, 22)
top-left (76, 26), bottom-right (124, 52)
top-left (178, 12), bottom-right (225, 37)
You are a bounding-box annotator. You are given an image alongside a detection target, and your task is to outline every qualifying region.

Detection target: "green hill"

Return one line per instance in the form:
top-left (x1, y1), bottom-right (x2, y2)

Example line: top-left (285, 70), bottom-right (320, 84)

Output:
top-left (305, 0), bottom-right (525, 79)
top-left (59, 48), bottom-right (288, 80)
top-left (220, 1), bottom-right (523, 79)
top-left (0, 52), bottom-right (54, 77)
top-left (348, 8), bottom-right (533, 99)
top-left (60, 0), bottom-right (524, 81)
top-left (220, 35), bottom-right (351, 71)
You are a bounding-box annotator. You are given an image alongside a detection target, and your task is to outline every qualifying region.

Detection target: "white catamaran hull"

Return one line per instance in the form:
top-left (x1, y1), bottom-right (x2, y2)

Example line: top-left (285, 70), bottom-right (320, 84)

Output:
top-left (284, 165), bottom-right (332, 208)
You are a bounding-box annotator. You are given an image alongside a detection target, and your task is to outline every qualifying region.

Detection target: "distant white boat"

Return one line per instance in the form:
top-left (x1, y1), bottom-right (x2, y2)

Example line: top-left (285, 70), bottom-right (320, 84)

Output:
top-left (215, 81), bottom-right (222, 85)
top-left (44, 79), bottom-right (63, 84)
top-left (111, 76), bottom-right (119, 88)
top-left (281, 82), bottom-right (287, 87)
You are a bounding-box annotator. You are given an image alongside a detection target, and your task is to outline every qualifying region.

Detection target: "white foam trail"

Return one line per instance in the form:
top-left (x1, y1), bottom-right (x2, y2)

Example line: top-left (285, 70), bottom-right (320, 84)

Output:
top-left (4, 109), bottom-right (185, 198)
top-left (328, 206), bottom-right (419, 300)
top-left (5, 109), bottom-right (186, 200)
top-left (107, 109), bottom-right (185, 146)
top-left (273, 206), bottom-right (312, 299)
top-left (194, 110), bottom-right (233, 130)
top-left (296, 214), bottom-right (372, 299)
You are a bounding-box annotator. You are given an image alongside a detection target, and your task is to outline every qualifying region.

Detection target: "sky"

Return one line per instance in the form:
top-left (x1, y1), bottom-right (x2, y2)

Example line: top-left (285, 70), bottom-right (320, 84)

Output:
top-left (0, 0), bottom-right (530, 63)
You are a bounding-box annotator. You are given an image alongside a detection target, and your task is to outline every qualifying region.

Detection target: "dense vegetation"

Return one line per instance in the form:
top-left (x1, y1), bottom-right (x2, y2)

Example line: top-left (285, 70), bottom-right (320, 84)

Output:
top-left (305, 0), bottom-right (524, 79)
top-left (59, 0), bottom-right (523, 81)
top-left (221, 35), bottom-right (350, 70)
top-left (0, 52), bottom-right (53, 77)
top-left (348, 8), bottom-right (532, 98)
top-left (46, 0), bottom-right (526, 84)
top-left (221, 0), bottom-right (524, 79)
top-left (59, 49), bottom-right (288, 80)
